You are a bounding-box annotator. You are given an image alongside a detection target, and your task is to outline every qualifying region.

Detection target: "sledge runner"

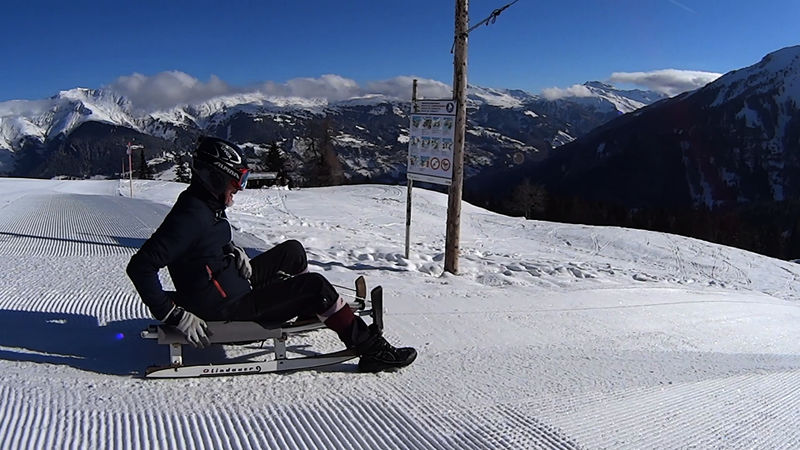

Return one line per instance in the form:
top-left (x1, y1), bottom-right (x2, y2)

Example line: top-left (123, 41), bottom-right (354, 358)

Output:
top-left (126, 136), bottom-right (416, 373)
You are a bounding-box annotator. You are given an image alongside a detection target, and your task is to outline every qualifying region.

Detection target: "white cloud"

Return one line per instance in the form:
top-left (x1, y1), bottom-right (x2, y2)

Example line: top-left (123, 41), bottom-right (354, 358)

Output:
top-left (104, 69), bottom-right (723, 112)
top-left (609, 69), bottom-right (722, 96)
top-left (107, 71), bottom-right (233, 111)
top-left (541, 84), bottom-right (594, 100)
top-left (364, 76), bottom-right (452, 100)
top-left (278, 74), bottom-right (361, 101)
top-left (256, 74), bottom-right (451, 102)
top-left (105, 71), bottom-right (452, 111)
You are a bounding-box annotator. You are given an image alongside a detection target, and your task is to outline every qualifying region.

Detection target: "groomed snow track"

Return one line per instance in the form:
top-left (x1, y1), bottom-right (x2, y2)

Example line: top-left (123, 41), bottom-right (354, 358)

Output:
top-left (0, 188), bottom-right (580, 449)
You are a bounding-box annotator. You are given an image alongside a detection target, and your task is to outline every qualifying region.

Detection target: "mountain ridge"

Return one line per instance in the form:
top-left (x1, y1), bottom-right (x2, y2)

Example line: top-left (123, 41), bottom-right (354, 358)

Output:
top-left (476, 45), bottom-right (800, 260)
top-left (0, 80), bottom-right (666, 180)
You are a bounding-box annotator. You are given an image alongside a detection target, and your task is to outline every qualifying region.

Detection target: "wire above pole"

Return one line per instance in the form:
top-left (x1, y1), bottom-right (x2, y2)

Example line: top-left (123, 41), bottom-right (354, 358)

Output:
top-left (451, 0), bottom-right (519, 53)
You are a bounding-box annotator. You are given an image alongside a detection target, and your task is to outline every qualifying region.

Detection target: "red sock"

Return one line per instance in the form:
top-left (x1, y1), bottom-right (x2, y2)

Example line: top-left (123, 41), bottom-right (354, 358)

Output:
top-left (318, 297), bottom-right (355, 334)
top-left (323, 305), bottom-right (355, 334)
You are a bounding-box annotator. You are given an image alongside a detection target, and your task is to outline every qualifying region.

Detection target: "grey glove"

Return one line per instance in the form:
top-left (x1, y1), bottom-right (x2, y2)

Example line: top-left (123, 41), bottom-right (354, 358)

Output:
top-left (230, 245), bottom-right (252, 280)
top-left (162, 305), bottom-right (212, 348)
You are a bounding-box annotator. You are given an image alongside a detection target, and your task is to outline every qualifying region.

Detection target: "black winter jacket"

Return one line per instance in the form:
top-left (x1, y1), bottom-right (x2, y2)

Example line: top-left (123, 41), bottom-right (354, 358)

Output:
top-left (126, 183), bottom-right (251, 321)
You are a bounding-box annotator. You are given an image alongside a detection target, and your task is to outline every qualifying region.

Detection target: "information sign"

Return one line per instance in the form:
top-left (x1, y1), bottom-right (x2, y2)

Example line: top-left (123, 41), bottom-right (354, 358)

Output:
top-left (407, 99), bottom-right (456, 185)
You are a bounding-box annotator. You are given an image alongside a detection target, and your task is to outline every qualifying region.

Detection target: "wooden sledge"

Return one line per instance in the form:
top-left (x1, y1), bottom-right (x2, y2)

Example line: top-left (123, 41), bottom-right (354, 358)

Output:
top-left (141, 276), bottom-right (383, 378)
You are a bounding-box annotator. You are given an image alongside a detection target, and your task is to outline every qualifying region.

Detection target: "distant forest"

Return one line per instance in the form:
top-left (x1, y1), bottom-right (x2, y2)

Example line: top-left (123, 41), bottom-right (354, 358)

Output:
top-left (470, 182), bottom-right (800, 262)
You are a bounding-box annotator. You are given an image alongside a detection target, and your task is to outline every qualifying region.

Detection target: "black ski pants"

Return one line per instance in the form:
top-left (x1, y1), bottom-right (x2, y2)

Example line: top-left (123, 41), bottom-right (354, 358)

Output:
top-left (225, 240), bottom-right (340, 323)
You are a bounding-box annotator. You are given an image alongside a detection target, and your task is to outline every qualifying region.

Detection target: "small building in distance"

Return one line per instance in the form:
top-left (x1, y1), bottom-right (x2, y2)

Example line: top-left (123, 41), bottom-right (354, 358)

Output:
top-left (247, 172), bottom-right (278, 189)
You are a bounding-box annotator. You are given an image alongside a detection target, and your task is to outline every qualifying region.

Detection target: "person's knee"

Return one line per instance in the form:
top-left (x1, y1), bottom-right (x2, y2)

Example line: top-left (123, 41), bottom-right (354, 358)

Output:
top-left (282, 239), bottom-right (307, 272)
top-left (302, 272), bottom-right (324, 288)
top-left (300, 273), bottom-right (338, 311)
top-left (283, 239), bottom-right (305, 255)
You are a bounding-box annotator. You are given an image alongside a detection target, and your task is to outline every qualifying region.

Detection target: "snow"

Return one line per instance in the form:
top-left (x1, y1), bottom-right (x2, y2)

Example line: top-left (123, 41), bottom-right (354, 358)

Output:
top-left (736, 104), bottom-right (763, 128)
top-left (551, 130), bottom-right (575, 147)
top-left (335, 96), bottom-right (399, 108)
top-left (467, 85), bottom-right (525, 108)
top-left (543, 82), bottom-right (663, 114)
top-left (0, 90), bottom-right (139, 151)
top-left (2, 178), bottom-right (800, 448)
top-left (333, 133), bottom-right (374, 148)
top-left (709, 45), bottom-right (800, 107)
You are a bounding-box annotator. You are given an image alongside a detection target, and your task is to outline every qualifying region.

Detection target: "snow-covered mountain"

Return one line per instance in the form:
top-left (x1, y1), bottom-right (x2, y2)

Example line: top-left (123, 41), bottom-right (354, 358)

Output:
top-left (466, 82), bottom-right (665, 113)
top-left (576, 81), bottom-right (666, 112)
top-left (0, 88), bottom-right (135, 145)
top-left (489, 45), bottom-right (800, 260)
top-left (529, 45), bottom-right (800, 208)
top-left (0, 81), bottom-right (666, 181)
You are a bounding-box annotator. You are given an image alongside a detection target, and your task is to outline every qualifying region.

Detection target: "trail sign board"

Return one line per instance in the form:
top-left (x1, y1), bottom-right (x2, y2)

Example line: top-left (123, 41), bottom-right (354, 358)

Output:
top-left (407, 99), bottom-right (456, 185)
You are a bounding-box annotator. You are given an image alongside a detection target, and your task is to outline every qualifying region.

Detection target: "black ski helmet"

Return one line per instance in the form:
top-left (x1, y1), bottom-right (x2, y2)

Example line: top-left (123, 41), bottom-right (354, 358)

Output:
top-left (191, 136), bottom-right (249, 197)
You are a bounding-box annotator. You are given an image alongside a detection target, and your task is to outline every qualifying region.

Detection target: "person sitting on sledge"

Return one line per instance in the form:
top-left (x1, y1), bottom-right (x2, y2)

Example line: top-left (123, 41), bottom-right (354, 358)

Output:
top-left (126, 136), bottom-right (416, 372)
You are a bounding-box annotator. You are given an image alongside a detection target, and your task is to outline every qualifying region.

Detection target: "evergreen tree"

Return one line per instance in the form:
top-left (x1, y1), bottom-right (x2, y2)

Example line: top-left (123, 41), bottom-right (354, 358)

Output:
top-left (307, 116), bottom-right (343, 186)
top-left (138, 149), bottom-right (153, 180)
top-left (506, 178), bottom-right (547, 219)
top-left (262, 142), bottom-right (289, 186)
top-left (174, 152), bottom-right (191, 183)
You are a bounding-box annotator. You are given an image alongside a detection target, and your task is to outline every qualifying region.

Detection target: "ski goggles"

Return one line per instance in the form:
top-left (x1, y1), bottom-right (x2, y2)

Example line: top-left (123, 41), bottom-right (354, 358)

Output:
top-left (232, 168), bottom-right (249, 190)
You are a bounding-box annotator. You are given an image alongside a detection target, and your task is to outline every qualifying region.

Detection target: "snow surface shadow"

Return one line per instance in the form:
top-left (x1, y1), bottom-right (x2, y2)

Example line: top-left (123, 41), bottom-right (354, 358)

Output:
top-left (0, 310), bottom-right (225, 377)
top-left (0, 310), bottom-right (360, 376)
top-left (0, 231), bottom-right (264, 253)
top-left (310, 259), bottom-right (411, 273)
top-left (102, 234), bottom-right (147, 249)
top-left (0, 231), bottom-right (146, 250)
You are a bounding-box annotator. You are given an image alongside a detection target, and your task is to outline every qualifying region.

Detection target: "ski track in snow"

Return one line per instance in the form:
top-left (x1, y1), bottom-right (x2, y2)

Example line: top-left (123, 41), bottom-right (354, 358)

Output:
top-left (2, 179), bottom-right (800, 449)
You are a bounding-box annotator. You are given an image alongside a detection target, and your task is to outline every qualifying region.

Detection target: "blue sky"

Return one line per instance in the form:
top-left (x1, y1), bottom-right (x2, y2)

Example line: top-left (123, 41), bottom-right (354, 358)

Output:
top-left (1, 0), bottom-right (798, 103)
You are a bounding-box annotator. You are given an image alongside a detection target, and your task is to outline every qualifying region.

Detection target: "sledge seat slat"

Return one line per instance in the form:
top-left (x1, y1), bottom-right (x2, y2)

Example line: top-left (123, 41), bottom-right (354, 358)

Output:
top-left (151, 320), bottom-right (325, 345)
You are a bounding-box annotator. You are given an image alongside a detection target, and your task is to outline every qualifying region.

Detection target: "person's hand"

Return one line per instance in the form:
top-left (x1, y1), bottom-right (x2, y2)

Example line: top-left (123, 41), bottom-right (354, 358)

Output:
top-left (162, 306), bottom-right (212, 348)
top-left (231, 245), bottom-right (252, 279)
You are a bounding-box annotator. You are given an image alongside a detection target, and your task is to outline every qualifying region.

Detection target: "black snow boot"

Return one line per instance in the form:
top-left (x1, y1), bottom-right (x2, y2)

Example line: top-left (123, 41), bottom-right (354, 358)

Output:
top-left (355, 324), bottom-right (417, 373)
